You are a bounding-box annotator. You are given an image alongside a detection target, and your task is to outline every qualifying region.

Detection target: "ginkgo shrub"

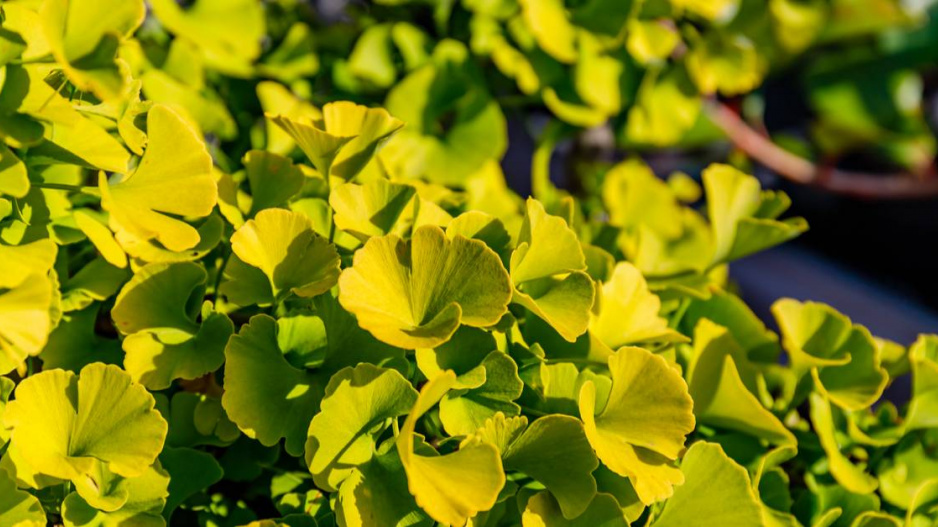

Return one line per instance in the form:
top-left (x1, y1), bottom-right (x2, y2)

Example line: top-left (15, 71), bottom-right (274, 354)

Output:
top-left (1, 2), bottom-right (937, 527)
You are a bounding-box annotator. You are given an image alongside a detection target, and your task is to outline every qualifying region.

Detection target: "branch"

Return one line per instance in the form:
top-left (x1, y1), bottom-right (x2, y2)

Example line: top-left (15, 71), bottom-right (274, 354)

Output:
top-left (704, 101), bottom-right (938, 200)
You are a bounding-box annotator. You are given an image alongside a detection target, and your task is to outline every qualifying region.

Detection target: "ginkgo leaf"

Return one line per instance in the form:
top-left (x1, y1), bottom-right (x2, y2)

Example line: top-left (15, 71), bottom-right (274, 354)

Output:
top-left (773, 299), bottom-right (888, 410)
top-left (517, 0), bottom-right (577, 63)
top-left (0, 143), bottom-right (29, 198)
top-left (579, 346), bottom-right (695, 504)
top-left (61, 463), bottom-right (170, 527)
top-left (160, 447), bottom-right (223, 521)
top-left (149, 0), bottom-right (265, 76)
top-left (257, 81), bottom-right (322, 155)
top-left (0, 273), bottom-right (54, 374)
top-left (100, 104), bottom-right (217, 252)
top-left (339, 225), bottom-right (512, 349)
top-left (305, 364), bottom-right (418, 491)
top-left (522, 491), bottom-right (628, 527)
top-left (41, 305), bottom-right (123, 372)
top-left (74, 210), bottom-right (127, 268)
top-left (0, 376), bottom-right (13, 447)
top-left (397, 372), bottom-right (505, 526)
top-left (0, 238), bottom-right (57, 289)
top-left (111, 262), bottom-right (232, 389)
top-left (589, 263), bottom-right (687, 348)
top-left (335, 437), bottom-right (431, 527)
top-left (228, 209), bottom-right (340, 302)
top-left (39, 0), bottom-right (144, 100)
top-left (905, 335), bottom-right (938, 431)
top-left (500, 415), bottom-right (600, 519)
top-left (687, 320), bottom-right (795, 446)
top-left (0, 468), bottom-right (46, 526)
top-left (651, 442), bottom-right (765, 527)
top-left (439, 351), bottom-right (524, 436)
top-left (270, 101), bottom-right (403, 179)
top-left (330, 179), bottom-right (416, 241)
top-left (511, 199), bottom-right (594, 342)
top-left (809, 393), bottom-right (878, 494)
top-left (704, 164), bottom-right (807, 265)
top-left (415, 326), bottom-right (495, 390)
top-left (222, 315), bottom-right (325, 457)
top-left (244, 151), bottom-right (305, 217)
top-left (3, 363), bottom-right (167, 488)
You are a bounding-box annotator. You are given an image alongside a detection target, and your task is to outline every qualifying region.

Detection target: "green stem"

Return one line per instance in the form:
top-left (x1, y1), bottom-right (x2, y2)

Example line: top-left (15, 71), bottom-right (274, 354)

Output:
top-left (32, 182), bottom-right (101, 196)
top-left (212, 249), bottom-right (231, 308)
top-left (531, 120), bottom-right (566, 201)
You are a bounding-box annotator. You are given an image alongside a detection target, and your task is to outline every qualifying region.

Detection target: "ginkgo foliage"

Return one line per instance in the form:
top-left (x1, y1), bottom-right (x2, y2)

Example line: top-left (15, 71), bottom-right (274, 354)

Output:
top-left (0, 2), bottom-right (936, 527)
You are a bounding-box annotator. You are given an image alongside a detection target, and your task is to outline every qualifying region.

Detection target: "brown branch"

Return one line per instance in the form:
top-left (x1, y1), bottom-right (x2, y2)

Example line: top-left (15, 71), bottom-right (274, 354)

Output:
top-left (704, 101), bottom-right (938, 200)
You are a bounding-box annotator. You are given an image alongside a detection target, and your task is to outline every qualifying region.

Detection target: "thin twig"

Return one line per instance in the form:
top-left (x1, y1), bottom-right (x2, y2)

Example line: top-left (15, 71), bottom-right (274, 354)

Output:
top-left (705, 101), bottom-right (938, 200)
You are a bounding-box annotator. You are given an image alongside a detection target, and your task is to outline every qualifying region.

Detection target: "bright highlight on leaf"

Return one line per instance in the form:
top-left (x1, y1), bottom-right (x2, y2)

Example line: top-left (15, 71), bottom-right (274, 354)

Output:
top-left (579, 346), bottom-right (695, 504)
top-left (3, 363), bottom-right (167, 503)
top-left (100, 105), bottom-right (217, 252)
top-left (397, 372), bottom-right (505, 526)
top-left (339, 225), bottom-right (512, 349)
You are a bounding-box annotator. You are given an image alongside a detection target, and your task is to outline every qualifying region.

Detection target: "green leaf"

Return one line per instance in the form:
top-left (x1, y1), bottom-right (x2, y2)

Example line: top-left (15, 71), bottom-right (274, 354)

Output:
top-left (905, 334), bottom-right (938, 431)
top-left (0, 143), bottom-right (29, 198)
top-left (521, 491), bottom-right (628, 527)
top-left (112, 262), bottom-right (233, 389)
top-left (330, 179), bottom-right (416, 241)
top-left (243, 151), bottom-right (305, 217)
top-left (3, 363), bottom-right (167, 491)
top-left (0, 272), bottom-right (53, 374)
top-left (339, 225), bottom-right (512, 349)
top-left (809, 393), bottom-right (878, 494)
top-left (687, 320), bottom-right (795, 447)
top-left (589, 262), bottom-right (687, 348)
top-left (0, 239), bottom-right (57, 289)
top-left (270, 101), bottom-right (403, 179)
top-left (227, 209), bottom-right (340, 302)
top-left (704, 164), bottom-right (807, 265)
top-left (517, 0), bottom-right (577, 63)
top-left (439, 351), bottom-right (524, 436)
top-left (40, 0), bottom-right (145, 100)
top-left (579, 346), bottom-right (695, 504)
top-left (305, 364), bottom-right (418, 491)
top-left (383, 47), bottom-right (507, 185)
top-left (511, 199), bottom-right (594, 342)
top-left (100, 105), bottom-right (217, 252)
top-left (502, 415), bottom-right (600, 519)
top-left (74, 210), bottom-right (127, 269)
top-left (877, 435), bottom-right (938, 509)
top-left (651, 442), bottom-right (765, 527)
top-left (41, 305), bottom-right (123, 372)
top-left (773, 299), bottom-right (888, 410)
top-left (222, 315), bottom-right (325, 457)
top-left (397, 372), bottom-right (505, 526)
top-left (149, 0), bottom-right (265, 76)
top-left (335, 438), bottom-right (431, 527)
top-left (61, 463), bottom-right (170, 527)
top-left (160, 447), bottom-right (224, 521)
top-left (624, 67), bottom-right (701, 147)
top-left (686, 33), bottom-right (765, 96)
top-left (0, 467), bottom-right (46, 526)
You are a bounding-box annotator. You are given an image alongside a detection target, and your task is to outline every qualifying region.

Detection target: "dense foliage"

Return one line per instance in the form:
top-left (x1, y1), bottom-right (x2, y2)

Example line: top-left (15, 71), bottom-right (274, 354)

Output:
top-left (1, 0), bottom-right (937, 527)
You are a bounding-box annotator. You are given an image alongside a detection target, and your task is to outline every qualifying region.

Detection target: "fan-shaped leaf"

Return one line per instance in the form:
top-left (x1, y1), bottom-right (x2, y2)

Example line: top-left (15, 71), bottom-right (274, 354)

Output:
top-left (100, 105), bottom-right (217, 252)
top-left (306, 364), bottom-right (418, 491)
top-left (339, 225), bottom-right (511, 349)
top-left (579, 347), bottom-right (695, 504)
top-left (397, 372), bottom-right (505, 526)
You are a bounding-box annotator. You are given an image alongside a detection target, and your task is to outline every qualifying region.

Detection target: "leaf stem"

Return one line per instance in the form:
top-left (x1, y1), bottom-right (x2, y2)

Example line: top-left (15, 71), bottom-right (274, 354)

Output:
top-left (32, 182), bottom-right (101, 197)
top-left (212, 249), bottom-right (231, 308)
